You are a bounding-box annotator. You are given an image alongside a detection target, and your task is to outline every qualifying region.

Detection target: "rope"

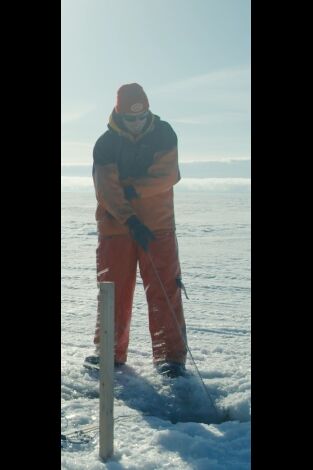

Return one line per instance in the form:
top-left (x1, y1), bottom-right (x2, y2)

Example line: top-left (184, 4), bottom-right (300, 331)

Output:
top-left (147, 251), bottom-right (220, 420)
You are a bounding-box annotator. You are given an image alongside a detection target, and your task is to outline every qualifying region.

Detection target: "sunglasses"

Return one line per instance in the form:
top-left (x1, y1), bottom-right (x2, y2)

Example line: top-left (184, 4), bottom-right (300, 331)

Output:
top-left (122, 112), bottom-right (149, 122)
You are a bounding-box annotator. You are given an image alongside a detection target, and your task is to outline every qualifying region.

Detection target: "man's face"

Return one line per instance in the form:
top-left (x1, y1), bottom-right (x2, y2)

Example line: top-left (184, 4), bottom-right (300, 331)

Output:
top-left (122, 111), bottom-right (148, 135)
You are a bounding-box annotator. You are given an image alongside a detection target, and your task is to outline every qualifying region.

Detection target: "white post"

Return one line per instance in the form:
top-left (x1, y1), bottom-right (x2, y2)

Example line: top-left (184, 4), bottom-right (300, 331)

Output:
top-left (98, 282), bottom-right (114, 461)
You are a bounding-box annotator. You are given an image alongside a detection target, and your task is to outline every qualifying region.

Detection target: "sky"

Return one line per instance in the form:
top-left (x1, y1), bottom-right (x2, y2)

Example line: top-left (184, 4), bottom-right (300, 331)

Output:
top-left (61, 0), bottom-right (251, 166)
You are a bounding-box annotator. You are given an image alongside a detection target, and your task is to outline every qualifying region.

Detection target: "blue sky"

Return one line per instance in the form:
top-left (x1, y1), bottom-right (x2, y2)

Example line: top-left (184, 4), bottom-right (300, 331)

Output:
top-left (61, 0), bottom-right (250, 165)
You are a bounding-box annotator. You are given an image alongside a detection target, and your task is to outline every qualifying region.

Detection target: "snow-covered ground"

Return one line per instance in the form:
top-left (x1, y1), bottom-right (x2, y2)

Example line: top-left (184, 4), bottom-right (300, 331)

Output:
top-left (61, 177), bottom-right (251, 469)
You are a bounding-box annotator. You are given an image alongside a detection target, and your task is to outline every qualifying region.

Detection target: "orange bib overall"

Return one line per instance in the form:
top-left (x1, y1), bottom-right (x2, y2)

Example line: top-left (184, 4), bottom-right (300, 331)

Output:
top-left (94, 230), bottom-right (187, 364)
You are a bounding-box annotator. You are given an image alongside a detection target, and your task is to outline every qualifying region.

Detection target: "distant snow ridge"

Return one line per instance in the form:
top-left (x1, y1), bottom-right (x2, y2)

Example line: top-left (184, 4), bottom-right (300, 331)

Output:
top-left (61, 176), bottom-right (251, 193)
top-left (176, 178), bottom-right (251, 192)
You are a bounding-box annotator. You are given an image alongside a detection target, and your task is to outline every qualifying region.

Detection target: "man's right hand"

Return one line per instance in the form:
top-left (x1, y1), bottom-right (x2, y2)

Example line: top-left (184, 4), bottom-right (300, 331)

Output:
top-left (126, 215), bottom-right (155, 252)
top-left (123, 185), bottom-right (139, 200)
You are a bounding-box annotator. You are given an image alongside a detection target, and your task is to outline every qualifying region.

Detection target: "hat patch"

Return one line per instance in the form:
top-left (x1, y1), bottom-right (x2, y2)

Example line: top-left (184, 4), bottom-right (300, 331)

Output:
top-left (130, 103), bottom-right (144, 112)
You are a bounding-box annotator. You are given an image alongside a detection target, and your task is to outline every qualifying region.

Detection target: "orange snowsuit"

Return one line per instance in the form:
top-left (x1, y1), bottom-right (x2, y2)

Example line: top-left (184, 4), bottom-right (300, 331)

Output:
top-left (92, 110), bottom-right (187, 364)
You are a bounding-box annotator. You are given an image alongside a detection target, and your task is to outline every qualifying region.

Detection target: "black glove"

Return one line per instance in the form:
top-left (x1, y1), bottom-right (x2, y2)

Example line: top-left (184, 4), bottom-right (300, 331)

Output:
top-left (126, 215), bottom-right (155, 252)
top-left (123, 185), bottom-right (139, 200)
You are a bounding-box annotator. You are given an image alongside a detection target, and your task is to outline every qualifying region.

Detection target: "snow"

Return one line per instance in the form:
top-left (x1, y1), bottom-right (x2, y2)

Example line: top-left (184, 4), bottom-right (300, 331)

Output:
top-left (61, 178), bottom-right (251, 469)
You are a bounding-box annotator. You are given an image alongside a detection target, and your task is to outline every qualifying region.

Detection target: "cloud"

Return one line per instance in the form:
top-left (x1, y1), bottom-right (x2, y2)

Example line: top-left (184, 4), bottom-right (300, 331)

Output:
top-left (61, 141), bottom-right (93, 165)
top-left (150, 65), bottom-right (250, 126)
top-left (150, 65), bottom-right (250, 95)
top-left (61, 104), bottom-right (96, 124)
top-left (171, 111), bottom-right (249, 126)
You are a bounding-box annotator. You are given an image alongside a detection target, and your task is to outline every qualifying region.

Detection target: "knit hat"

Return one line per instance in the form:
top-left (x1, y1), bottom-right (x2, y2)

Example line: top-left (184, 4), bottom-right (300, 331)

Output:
top-left (115, 83), bottom-right (149, 114)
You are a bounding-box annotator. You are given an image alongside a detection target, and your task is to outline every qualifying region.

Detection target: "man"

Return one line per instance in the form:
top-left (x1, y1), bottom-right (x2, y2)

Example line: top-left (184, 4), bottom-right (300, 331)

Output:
top-left (85, 83), bottom-right (187, 378)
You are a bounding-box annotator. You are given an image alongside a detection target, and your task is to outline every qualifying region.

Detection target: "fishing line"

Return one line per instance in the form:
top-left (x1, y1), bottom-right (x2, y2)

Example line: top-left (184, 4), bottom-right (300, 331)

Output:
top-left (147, 251), bottom-right (220, 420)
